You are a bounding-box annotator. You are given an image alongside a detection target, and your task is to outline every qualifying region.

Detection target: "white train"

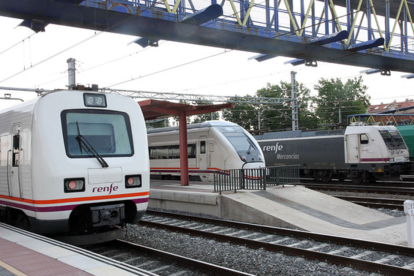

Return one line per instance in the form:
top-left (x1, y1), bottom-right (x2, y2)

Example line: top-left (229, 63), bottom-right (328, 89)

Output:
top-left (0, 90), bottom-right (150, 244)
top-left (255, 125), bottom-right (412, 183)
top-left (147, 121), bottom-right (265, 181)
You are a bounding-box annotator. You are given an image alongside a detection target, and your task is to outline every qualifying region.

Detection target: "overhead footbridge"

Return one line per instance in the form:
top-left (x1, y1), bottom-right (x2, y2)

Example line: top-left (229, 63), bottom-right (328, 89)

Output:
top-left (1, 0), bottom-right (414, 74)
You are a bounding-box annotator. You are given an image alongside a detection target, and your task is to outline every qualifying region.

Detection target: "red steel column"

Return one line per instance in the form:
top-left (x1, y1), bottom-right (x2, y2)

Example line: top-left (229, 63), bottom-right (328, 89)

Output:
top-left (179, 111), bottom-right (189, 186)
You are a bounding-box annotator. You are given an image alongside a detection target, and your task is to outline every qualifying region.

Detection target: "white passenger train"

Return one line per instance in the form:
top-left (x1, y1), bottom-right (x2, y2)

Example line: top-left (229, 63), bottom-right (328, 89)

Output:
top-left (147, 121), bottom-right (265, 181)
top-left (0, 89), bottom-right (149, 244)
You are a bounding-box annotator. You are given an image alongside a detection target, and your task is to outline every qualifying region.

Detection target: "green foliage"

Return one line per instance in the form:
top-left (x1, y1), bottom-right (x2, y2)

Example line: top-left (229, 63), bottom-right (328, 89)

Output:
top-left (313, 76), bottom-right (370, 127)
top-left (222, 95), bottom-right (258, 131)
top-left (191, 99), bottom-right (220, 123)
top-left (256, 82), bottom-right (318, 131)
top-left (146, 119), bottom-right (168, 129)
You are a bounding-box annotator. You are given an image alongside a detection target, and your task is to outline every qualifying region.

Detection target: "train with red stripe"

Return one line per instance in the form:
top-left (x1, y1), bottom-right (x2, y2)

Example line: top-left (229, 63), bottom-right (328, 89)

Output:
top-left (254, 125), bottom-right (412, 183)
top-left (0, 89), bottom-right (149, 244)
top-left (147, 121), bottom-right (265, 181)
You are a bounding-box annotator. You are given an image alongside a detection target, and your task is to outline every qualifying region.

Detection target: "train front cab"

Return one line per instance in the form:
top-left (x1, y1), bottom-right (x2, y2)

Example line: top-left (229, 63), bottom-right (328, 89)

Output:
top-left (4, 91), bottom-right (150, 240)
top-left (344, 126), bottom-right (411, 182)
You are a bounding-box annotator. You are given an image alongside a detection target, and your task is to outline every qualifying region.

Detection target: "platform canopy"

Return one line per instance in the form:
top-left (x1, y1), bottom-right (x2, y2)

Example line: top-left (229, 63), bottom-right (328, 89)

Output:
top-left (139, 99), bottom-right (233, 120)
top-left (139, 99), bottom-right (233, 186)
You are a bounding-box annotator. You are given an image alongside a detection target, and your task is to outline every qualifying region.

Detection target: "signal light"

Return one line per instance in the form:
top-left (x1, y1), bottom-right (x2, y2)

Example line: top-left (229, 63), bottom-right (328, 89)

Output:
top-left (64, 178), bottom-right (85, 193)
top-left (125, 175), bottom-right (142, 188)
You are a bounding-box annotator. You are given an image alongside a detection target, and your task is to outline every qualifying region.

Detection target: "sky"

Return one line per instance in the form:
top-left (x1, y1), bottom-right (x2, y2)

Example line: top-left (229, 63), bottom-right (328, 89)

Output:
top-left (0, 15), bottom-right (413, 111)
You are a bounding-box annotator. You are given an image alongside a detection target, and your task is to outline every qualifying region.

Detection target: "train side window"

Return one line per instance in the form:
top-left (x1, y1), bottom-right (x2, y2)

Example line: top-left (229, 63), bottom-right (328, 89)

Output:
top-left (200, 141), bottom-right (206, 154)
top-left (12, 134), bottom-right (19, 167)
top-left (360, 134), bottom-right (369, 144)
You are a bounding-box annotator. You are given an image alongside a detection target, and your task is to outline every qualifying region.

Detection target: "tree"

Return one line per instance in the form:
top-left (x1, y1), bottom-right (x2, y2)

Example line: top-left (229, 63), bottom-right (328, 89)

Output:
top-left (313, 77), bottom-right (370, 127)
top-left (256, 82), bottom-right (318, 131)
top-left (222, 95), bottom-right (258, 131)
top-left (191, 99), bottom-right (220, 123)
top-left (146, 119), bottom-right (168, 129)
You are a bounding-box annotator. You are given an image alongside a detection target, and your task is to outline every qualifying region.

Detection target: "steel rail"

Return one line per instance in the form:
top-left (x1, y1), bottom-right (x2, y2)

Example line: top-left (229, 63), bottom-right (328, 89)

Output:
top-left (299, 183), bottom-right (414, 195)
top-left (334, 196), bottom-right (405, 210)
top-left (141, 210), bottom-right (414, 275)
top-left (113, 239), bottom-right (254, 276)
top-left (0, 223), bottom-right (156, 276)
top-left (145, 210), bottom-right (414, 256)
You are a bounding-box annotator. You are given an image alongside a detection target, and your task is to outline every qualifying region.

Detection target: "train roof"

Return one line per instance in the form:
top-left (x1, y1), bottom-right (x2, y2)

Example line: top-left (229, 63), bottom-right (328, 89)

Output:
top-left (147, 120), bottom-right (239, 134)
top-left (254, 129), bottom-right (346, 140)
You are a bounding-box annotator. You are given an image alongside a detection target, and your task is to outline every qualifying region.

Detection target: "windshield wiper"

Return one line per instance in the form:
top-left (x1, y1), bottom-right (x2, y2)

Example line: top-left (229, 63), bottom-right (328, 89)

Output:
top-left (76, 135), bottom-right (109, 168)
top-left (75, 121), bottom-right (108, 168)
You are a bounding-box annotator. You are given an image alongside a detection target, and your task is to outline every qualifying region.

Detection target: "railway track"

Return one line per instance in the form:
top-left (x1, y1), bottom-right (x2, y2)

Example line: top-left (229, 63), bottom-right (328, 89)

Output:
top-left (83, 239), bottom-right (253, 276)
top-left (299, 182), bottom-right (414, 196)
top-left (136, 210), bottom-right (414, 276)
top-left (334, 196), bottom-right (406, 210)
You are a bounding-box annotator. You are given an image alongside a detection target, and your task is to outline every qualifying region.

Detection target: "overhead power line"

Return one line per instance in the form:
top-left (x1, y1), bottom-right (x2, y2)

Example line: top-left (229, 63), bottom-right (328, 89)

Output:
top-left (101, 88), bottom-right (291, 105)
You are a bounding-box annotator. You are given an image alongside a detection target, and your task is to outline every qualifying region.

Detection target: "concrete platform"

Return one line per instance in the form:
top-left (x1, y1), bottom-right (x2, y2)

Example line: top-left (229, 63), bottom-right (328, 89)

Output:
top-left (149, 181), bottom-right (409, 246)
top-left (0, 223), bottom-right (137, 276)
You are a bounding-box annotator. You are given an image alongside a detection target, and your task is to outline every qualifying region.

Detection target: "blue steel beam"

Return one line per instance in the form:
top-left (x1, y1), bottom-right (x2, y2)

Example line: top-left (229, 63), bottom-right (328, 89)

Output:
top-left (1, 0), bottom-right (414, 74)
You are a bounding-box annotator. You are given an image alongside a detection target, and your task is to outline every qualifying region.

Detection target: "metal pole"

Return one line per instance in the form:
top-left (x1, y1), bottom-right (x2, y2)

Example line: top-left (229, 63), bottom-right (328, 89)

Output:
top-left (67, 58), bottom-right (76, 90)
top-left (291, 71), bottom-right (298, 130)
top-left (258, 111), bottom-right (261, 130)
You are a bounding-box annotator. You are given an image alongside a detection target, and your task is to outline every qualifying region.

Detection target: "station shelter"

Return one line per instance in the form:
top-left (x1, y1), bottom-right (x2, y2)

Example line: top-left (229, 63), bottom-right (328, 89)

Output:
top-left (139, 99), bottom-right (233, 186)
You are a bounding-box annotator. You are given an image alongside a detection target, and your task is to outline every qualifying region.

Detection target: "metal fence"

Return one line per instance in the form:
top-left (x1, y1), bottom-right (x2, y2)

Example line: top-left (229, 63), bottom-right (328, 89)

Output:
top-left (213, 165), bottom-right (300, 194)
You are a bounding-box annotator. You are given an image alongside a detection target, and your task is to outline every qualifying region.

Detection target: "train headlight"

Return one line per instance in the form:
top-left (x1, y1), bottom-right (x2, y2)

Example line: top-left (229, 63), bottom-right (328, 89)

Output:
top-left (258, 155), bottom-right (262, 161)
top-left (125, 175), bottom-right (142, 188)
top-left (64, 178), bottom-right (85, 193)
top-left (83, 93), bottom-right (107, 107)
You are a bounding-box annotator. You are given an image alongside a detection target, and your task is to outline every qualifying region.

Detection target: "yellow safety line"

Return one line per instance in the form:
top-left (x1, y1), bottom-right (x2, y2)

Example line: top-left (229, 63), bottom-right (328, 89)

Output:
top-left (0, 260), bottom-right (27, 276)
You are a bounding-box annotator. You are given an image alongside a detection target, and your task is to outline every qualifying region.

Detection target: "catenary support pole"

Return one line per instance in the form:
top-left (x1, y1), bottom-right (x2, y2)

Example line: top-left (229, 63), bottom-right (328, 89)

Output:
top-left (291, 71), bottom-right (298, 131)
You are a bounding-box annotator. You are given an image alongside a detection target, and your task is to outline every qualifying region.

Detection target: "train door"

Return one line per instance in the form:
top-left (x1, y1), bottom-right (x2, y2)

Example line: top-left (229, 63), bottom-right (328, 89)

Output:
top-left (9, 124), bottom-right (23, 199)
top-left (345, 134), bottom-right (360, 163)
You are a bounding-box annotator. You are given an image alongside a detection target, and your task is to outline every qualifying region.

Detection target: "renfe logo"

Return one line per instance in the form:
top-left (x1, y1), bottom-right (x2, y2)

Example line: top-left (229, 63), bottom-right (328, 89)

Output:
top-left (262, 142), bottom-right (283, 153)
top-left (92, 183), bottom-right (118, 194)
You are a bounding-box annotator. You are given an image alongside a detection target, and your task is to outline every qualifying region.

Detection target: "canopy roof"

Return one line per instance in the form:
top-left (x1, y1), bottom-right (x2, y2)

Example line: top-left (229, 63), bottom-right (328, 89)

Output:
top-left (139, 99), bottom-right (233, 120)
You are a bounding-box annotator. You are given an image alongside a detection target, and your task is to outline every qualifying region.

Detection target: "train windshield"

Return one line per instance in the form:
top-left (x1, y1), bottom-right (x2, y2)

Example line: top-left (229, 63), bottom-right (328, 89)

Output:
top-left (216, 126), bottom-right (262, 162)
top-left (61, 110), bottom-right (134, 158)
top-left (378, 129), bottom-right (407, 150)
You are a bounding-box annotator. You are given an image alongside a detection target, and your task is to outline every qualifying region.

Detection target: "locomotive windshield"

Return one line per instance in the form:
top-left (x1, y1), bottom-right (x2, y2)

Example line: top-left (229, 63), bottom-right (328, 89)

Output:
top-left (216, 126), bottom-right (262, 162)
top-left (61, 110), bottom-right (134, 158)
top-left (379, 129), bottom-right (407, 150)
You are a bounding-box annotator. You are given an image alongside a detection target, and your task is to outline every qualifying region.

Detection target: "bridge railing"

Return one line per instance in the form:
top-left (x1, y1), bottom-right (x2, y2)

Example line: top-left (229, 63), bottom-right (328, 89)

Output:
top-left (213, 165), bottom-right (300, 194)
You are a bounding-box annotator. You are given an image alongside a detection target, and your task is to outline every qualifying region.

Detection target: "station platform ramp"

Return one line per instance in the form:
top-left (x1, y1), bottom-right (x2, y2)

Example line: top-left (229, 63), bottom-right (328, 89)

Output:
top-left (149, 181), bottom-right (408, 246)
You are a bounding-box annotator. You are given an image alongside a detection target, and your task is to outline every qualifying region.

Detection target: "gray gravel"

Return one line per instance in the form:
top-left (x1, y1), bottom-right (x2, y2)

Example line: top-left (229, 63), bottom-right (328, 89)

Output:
top-left (122, 190), bottom-right (412, 275)
top-left (124, 223), bottom-right (377, 276)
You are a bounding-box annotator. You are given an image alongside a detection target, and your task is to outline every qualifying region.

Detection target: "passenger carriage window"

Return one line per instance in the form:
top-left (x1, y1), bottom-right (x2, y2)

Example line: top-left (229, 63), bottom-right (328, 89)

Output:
top-left (360, 134), bottom-right (369, 144)
top-left (149, 144), bottom-right (196, 159)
